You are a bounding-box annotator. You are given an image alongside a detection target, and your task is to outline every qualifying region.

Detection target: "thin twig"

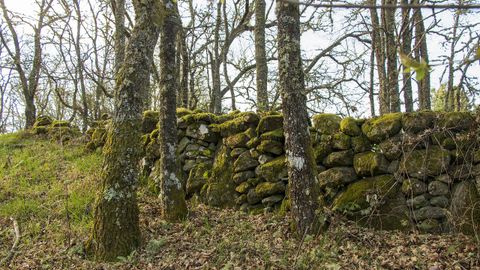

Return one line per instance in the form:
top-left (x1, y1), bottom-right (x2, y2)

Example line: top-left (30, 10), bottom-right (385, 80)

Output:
top-left (0, 217), bottom-right (20, 267)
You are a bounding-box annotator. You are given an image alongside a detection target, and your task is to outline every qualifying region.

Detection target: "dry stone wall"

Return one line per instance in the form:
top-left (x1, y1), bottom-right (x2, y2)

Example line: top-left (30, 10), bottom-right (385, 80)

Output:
top-left (81, 109), bottom-right (480, 234)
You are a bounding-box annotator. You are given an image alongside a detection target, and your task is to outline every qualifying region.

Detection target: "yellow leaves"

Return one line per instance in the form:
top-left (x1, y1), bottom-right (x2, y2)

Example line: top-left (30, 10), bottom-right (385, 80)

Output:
top-left (399, 52), bottom-right (431, 81)
top-left (475, 45), bottom-right (480, 61)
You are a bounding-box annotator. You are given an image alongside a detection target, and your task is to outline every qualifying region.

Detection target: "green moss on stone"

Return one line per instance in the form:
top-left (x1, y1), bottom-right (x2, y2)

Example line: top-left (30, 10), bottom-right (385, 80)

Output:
top-left (353, 152), bottom-right (389, 177)
top-left (256, 156), bottom-right (287, 182)
top-left (313, 142), bottom-right (332, 163)
top-left (176, 107), bottom-right (193, 117)
top-left (312, 114), bottom-right (341, 135)
top-left (332, 132), bottom-right (351, 150)
top-left (400, 146), bottom-right (451, 178)
top-left (259, 128), bottom-right (284, 142)
top-left (333, 175), bottom-right (396, 212)
top-left (204, 144), bottom-right (237, 207)
top-left (256, 140), bottom-right (284, 155)
top-left (225, 132), bottom-right (250, 148)
top-left (141, 110), bottom-right (160, 133)
top-left (256, 114), bottom-right (283, 134)
top-left (361, 113), bottom-right (402, 143)
top-left (180, 112), bottom-right (218, 125)
top-left (211, 112), bottom-right (259, 137)
top-left (437, 112), bottom-right (474, 131)
top-left (33, 115), bottom-right (53, 127)
top-left (340, 117), bottom-right (361, 136)
top-left (351, 135), bottom-right (371, 153)
top-left (402, 111), bottom-right (436, 133)
top-left (50, 120), bottom-right (70, 128)
top-left (255, 181), bottom-right (286, 198)
top-left (332, 174), bottom-right (412, 231)
top-left (186, 163), bottom-right (211, 196)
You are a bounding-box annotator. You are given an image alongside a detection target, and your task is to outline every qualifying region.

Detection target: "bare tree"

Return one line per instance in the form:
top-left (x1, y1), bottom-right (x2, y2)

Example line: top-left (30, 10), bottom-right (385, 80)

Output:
top-left (0, 0), bottom-right (55, 128)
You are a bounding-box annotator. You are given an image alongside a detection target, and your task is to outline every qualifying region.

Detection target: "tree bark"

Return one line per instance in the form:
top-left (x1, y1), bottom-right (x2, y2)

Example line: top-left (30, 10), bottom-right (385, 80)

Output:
top-left (155, 0), bottom-right (188, 222)
top-left (113, 0), bottom-right (126, 75)
top-left (369, 0), bottom-right (389, 115)
top-left (383, 0), bottom-right (400, 112)
top-left (88, 0), bottom-right (160, 261)
top-left (413, 0), bottom-right (431, 110)
top-left (277, 0), bottom-right (321, 236)
top-left (255, 0), bottom-right (269, 111)
top-left (210, 1), bottom-right (223, 113)
top-left (179, 28), bottom-right (189, 108)
top-left (401, 0), bottom-right (413, 112)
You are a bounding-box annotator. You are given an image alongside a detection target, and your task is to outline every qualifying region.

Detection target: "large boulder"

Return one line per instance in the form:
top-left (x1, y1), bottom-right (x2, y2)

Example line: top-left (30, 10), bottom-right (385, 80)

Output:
top-left (312, 114), bottom-right (341, 135)
top-left (399, 146), bottom-right (451, 178)
top-left (361, 113), bottom-right (402, 143)
top-left (353, 152), bottom-right (389, 177)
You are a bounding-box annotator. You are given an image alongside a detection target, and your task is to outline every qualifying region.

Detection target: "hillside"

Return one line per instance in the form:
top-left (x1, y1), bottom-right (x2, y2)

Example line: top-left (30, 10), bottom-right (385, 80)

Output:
top-left (0, 132), bottom-right (480, 269)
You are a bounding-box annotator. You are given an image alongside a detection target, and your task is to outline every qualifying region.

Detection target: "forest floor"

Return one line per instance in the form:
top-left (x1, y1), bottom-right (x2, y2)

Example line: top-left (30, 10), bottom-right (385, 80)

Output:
top-left (1, 132), bottom-right (480, 270)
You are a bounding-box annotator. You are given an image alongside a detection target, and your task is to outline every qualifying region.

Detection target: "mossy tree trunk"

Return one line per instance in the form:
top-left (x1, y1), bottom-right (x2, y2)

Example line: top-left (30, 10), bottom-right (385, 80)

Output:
top-left (113, 0), bottom-right (126, 75)
top-left (155, 0), bottom-right (188, 222)
top-left (277, 0), bottom-right (321, 236)
top-left (255, 0), bottom-right (268, 111)
top-left (88, 0), bottom-right (161, 261)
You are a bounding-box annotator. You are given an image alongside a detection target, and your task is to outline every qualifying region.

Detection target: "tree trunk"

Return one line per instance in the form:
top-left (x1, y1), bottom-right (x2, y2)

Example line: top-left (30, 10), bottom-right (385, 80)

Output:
top-left (384, 0), bottom-right (400, 112)
top-left (155, 0), bottom-right (188, 222)
top-left (88, 0), bottom-right (160, 261)
top-left (413, 0), bottom-right (431, 110)
top-left (179, 28), bottom-right (189, 108)
top-left (401, 0), bottom-right (413, 112)
top-left (369, 0), bottom-right (389, 115)
top-left (255, 0), bottom-right (268, 111)
top-left (277, 0), bottom-right (321, 236)
top-left (113, 0), bottom-right (126, 74)
top-left (210, 1), bottom-right (222, 113)
top-left (369, 49), bottom-right (376, 116)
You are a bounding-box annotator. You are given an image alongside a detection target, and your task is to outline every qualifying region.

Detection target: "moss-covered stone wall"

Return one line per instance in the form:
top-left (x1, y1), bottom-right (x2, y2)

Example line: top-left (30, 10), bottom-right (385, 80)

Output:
top-left (80, 109), bottom-right (480, 234)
